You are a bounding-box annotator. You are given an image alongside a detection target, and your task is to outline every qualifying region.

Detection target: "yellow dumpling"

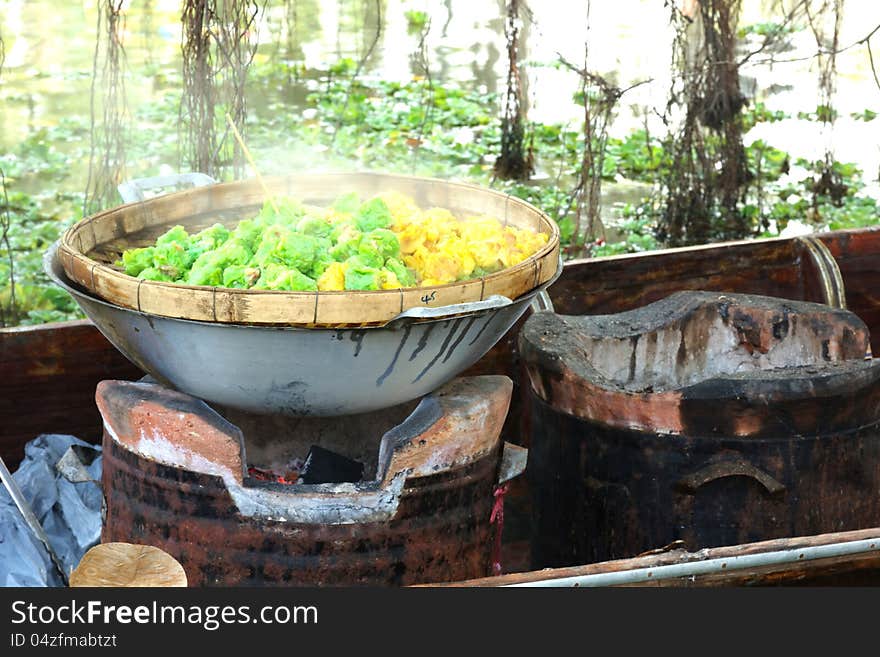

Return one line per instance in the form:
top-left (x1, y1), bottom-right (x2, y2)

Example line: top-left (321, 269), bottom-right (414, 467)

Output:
top-left (499, 247), bottom-right (529, 268)
top-left (403, 246), bottom-right (430, 273)
top-left (470, 242), bottom-right (503, 270)
top-left (438, 237), bottom-right (476, 280)
top-left (377, 191), bottom-right (420, 229)
top-left (380, 270), bottom-right (401, 290)
top-left (421, 251), bottom-right (460, 285)
top-left (416, 208), bottom-right (458, 244)
top-left (398, 223), bottom-right (427, 255)
top-left (317, 261), bottom-right (347, 291)
top-left (387, 195), bottom-right (549, 288)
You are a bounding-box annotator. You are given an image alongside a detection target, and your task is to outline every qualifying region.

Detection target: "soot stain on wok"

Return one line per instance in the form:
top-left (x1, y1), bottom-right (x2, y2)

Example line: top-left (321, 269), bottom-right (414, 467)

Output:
top-left (413, 319), bottom-right (463, 383)
top-left (468, 313), bottom-right (497, 346)
top-left (442, 316), bottom-right (477, 364)
top-left (350, 330), bottom-right (367, 357)
top-left (265, 380), bottom-right (311, 415)
top-left (409, 324), bottom-right (436, 361)
top-left (376, 325), bottom-right (412, 387)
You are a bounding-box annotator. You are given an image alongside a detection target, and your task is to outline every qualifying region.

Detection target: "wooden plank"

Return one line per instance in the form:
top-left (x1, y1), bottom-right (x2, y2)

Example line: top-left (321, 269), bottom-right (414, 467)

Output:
top-left (820, 227), bottom-right (880, 354)
top-left (0, 320), bottom-right (143, 469)
top-left (434, 527), bottom-right (880, 587)
top-left (551, 238), bottom-right (816, 316)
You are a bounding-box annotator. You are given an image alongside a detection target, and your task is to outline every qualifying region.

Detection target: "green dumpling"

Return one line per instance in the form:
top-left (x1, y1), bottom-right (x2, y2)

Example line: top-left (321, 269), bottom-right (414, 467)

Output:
top-left (119, 246), bottom-right (155, 277)
top-left (215, 238), bottom-right (253, 267)
top-left (355, 197), bottom-right (392, 232)
top-left (276, 269), bottom-right (318, 291)
top-left (384, 257), bottom-right (416, 287)
top-left (231, 218), bottom-right (263, 251)
top-left (253, 263), bottom-right (317, 291)
top-left (343, 256), bottom-right (382, 291)
top-left (251, 263), bottom-right (285, 289)
top-left (332, 192), bottom-right (361, 215)
top-left (222, 265), bottom-right (261, 289)
top-left (250, 225), bottom-right (286, 268)
top-left (359, 228), bottom-right (400, 261)
top-left (137, 266), bottom-right (173, 282)
top-left (152, 241), bottom-right (190, 280)
top-left (296, 214), bottom-right (333, 239)
top-left (192, 223), bottom-right (230, 249)
top-left (308, 243), bottom-right (333, 277)
top-left (257, 196), bottom-right (305, 226)
top-left (276, 231), bottom-right (318, 272)
top-left (187, 236), bottom-right (254, 286)
top-left (182, 223), bottom-right (229, 269)
top-left (156, 225), bottom-right (190, 247)
top-left (329, 225), bottom-right (362, 262)
top-left (185, 252), bottom-right (225, 286)
top-left (250, 225), bottom-right (318, 271)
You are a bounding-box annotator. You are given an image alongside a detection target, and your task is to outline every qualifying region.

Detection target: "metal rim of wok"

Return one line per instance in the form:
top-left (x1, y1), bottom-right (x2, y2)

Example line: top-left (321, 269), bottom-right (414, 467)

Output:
top-left (57, 172), bottom-right (562, 328)
top-left (45, 241), bottom-right (561, 416)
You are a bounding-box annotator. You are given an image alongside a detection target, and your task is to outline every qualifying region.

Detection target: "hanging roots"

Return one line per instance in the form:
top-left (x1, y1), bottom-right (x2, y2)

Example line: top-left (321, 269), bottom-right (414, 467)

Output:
top-left (408, 12), bottom-right (434, 172)
top-left (180, 0), bottom-right (261, 180)
top-left (283, 0), bottom-right (304, 64)
top-left (0, 30), bottom-right (17, 327)
top-left (658, 0), bottom-right (752, 247)
top-left (83, 0), bottom-right (129, 216)
top-left (559, 54), bottom-right (648, 257)
top-left (807, 0), bottom-right (846, 206)
top-left (494, 0), bottom-right (534, 181)
top-left (142, 0), bottom-right (155, 68)
top-left (331, 0), bottom-right (383, 144)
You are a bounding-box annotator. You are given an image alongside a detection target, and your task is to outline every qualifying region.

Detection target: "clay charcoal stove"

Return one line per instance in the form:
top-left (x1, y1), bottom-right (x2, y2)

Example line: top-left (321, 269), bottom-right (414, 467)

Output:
top-left (96, 374), bottom-right (526, 586)
top-left (521, 290), bottom-right (880, 568)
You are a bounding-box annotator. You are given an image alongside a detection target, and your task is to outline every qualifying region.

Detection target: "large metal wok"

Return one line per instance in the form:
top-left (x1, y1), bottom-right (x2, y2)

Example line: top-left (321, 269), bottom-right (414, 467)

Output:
top-left (46, 241), bottom-right (558, 416)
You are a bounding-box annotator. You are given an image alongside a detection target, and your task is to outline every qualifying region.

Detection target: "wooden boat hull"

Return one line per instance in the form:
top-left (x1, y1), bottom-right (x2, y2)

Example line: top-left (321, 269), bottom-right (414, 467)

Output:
top-left (3, 225), bottom-right (880, 585)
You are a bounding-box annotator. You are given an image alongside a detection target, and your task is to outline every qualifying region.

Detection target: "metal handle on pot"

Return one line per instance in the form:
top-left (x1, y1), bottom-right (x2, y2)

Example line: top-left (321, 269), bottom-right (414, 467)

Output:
top-left (528, 253), bottom-right (563, 315)
top-left (530, 290), bottom-right (555, 314)
top-left (387, 254), bottom-right (563, 327)
top-left (384, 294), bottom-right (514, 328)
top-left (117, 172), bottom-right (217, 203)
top-left (675, 456), bottom-right (786, 498)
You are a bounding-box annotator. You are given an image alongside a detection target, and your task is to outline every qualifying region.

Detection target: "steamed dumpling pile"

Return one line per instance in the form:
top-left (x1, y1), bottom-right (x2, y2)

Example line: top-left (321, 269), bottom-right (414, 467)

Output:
top-left (117, 191), bottom-right (549, 291)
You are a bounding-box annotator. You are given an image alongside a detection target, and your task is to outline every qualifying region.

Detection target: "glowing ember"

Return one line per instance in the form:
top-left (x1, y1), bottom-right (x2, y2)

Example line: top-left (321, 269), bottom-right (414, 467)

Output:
top-left (247, 466), bottom-right (299, 485)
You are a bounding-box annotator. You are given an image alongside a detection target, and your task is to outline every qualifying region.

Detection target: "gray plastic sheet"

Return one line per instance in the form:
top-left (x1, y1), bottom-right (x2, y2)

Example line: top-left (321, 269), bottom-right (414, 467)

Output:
top-left (0, 435), bottom-right (103, 587)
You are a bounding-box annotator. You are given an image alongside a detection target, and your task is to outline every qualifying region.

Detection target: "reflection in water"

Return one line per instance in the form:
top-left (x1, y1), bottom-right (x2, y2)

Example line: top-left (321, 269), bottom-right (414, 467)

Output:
top-left (0, 0), bottom-right (877, 193)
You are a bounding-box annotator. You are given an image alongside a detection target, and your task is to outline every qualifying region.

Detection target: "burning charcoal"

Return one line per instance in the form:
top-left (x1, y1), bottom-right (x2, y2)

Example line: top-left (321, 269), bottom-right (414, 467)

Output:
top-left (299, 445), bottom-right (364, 484)
top-left (247, 466), bottom-right (298, 485)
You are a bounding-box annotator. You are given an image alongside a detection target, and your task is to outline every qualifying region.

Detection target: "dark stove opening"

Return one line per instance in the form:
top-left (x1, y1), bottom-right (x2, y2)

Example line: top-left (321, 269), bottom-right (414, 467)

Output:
top-left (216, 399), bottom-right (422, 485)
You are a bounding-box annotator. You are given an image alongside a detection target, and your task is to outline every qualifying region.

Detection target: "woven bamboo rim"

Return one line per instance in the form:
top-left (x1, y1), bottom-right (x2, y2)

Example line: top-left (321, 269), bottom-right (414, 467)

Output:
top-left (58, 172), bottom-right (561, 327)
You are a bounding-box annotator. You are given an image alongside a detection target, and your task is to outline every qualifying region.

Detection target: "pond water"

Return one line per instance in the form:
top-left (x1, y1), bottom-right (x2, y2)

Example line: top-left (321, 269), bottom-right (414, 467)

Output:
top-left (1, 0), bottom-right (878, 208)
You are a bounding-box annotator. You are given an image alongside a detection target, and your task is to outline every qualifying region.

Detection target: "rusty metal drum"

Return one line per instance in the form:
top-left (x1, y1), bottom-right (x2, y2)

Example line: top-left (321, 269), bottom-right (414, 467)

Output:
top-left (520, 290), bottom-right (880, 569)
top-left (97, 375), bottom-right (524, 586)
